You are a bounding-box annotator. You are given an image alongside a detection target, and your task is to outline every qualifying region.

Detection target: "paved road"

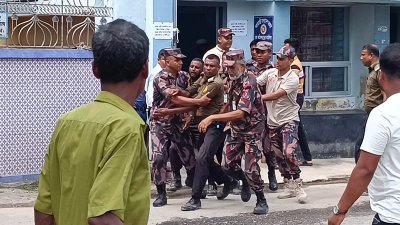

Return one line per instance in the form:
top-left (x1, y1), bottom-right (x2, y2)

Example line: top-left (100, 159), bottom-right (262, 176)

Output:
top-left (0, 183), bottom-right (374, 225)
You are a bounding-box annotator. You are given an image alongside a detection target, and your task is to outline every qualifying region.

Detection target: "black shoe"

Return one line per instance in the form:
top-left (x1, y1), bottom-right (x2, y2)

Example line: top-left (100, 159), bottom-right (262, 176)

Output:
top-left (153, 184), bottom-right (167, 207)
top-left (241, 179), bottom-right (251, 202)
top-left (268, 169), bottom-right (278, 191)
top-left (217, 179), bottom-right (239, 200)
top-left (168, 171), bottom-right (182, 192)
top-left (207, 184), bottom-right (218, 196)
top-left (253, 191), bottom-right (269, 215)
top-left (181, 198), bottom-right (201, 211)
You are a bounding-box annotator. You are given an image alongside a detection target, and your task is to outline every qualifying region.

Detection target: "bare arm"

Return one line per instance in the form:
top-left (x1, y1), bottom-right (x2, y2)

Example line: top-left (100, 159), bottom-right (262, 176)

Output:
top-left (88, 212), bottom-right (124, 225)
top-left (171, 94), bottom-right (210, 107)
top-left (262, 88), bottom-right (287, 101)
top-left (34, 210), bottom-right (55, 225)
top-left (328, 151), bottom-right (380, 225)
top-left (153, 106), bottom-right (197, 117)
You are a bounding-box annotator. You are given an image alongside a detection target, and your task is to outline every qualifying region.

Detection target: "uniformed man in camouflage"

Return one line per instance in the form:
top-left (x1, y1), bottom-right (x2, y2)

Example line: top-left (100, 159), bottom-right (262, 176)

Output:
top-left (168, 59), bottom-right (204, 192)
top-left (246, 41), bottom-right (278, 191)
top-left (150, 48), bottom-right (196, 207)
top-left (198, 50), bottom-right (268, 215)
top-left (154, 54), bottom-right (238, 211)
top-left (257, 46), bottom-right (307, 204)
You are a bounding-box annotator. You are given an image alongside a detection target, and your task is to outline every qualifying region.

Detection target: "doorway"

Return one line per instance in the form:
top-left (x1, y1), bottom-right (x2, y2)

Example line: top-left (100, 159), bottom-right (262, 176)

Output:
top-left (177, 1), bottom-right (227, 70)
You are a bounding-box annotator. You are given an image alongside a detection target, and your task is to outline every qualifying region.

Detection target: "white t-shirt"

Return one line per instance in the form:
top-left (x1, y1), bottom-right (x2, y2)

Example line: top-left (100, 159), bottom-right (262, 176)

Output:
top-left (360, 93), bottom-right (400, 223)
top-left (145, 63), bottom-right (162, 108)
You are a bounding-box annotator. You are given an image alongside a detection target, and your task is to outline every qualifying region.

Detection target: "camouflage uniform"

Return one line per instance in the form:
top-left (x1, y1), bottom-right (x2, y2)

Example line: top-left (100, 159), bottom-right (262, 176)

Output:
top-left (151, 69), bottom-right (196, 186)
top-left (246, 41), bottom-right (277, 171)
top-left (169, 71), bottom-right (194, 174)
top-left (224, 70), bottom-right (266, 193)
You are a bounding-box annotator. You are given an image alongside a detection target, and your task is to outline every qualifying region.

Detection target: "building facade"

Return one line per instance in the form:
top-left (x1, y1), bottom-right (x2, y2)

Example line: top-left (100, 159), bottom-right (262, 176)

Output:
top-left (1, 0), bottom-right (399, 180)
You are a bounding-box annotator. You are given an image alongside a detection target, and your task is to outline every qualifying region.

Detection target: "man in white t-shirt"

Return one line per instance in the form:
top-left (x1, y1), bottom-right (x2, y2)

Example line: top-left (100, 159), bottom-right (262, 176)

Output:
top-left (328, 43), bottom-right (400, 225)
top-left (203, 28), bottom-right (235, 72)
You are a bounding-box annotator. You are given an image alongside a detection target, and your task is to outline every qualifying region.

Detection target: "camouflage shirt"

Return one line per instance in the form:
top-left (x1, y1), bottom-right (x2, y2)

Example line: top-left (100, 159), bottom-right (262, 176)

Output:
top-left (151, 69), bottom-right (190, 127)
top-left (247, 63), bottom-right (274, 78)
top-left (227, 71), bottom-right (266, 136)
top-left (247, 63), bottom-right (274, 94)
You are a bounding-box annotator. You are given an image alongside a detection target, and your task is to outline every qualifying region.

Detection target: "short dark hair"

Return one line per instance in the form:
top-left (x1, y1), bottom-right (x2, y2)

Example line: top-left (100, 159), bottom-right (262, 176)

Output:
top-left (158, 49), bottom-right (166, 60)
top-left (191, 58), bottom-right (204, 65)
top-left (249, 39), bottom-right (261, 48)
top-left (380, 43), bottom-right (400, 79)
top-left (284, 38), bottom-right (300, 52)
top-left (362, 44), bottom-right (380, 57)
top-left (92, 19), bottom-right (149, 83)
top-left (205, 54), bottom-right (220, 65)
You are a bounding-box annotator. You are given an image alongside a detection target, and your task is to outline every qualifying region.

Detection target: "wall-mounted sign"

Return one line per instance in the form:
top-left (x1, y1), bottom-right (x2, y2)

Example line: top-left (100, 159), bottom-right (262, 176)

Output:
top-left (0, 12), bottom-right (8, 39)
top-left (153, 22), bottom-right (173, 40)
top-left (228, 20), bottom-right (247, 36)
top-left (254, 16), bottom-right (273, 43)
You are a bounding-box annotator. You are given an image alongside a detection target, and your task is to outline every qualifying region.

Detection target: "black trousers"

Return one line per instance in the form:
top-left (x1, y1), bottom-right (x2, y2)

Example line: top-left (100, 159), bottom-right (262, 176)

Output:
top-left (373, 214), bottom-right (400, 225)
top-left (355, 112), bottom-right (370, 163)
top-left (191, 122), bottom-right (232, 199)
top-left (296, 94), bottom-right (312, 162)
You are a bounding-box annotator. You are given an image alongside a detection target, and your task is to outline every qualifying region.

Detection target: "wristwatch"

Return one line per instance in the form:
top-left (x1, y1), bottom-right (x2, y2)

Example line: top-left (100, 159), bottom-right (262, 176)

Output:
top-left (333, 205), bottom-right (348, 215)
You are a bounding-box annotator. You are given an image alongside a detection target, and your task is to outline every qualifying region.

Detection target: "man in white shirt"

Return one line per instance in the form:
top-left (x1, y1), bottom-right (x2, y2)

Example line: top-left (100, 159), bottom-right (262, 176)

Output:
top-left (328, 43), bottom-right (400, 225)
top-left (145, 49), bottom-right (166, 115)
top-left (203, 28), bottom-right (235, 71)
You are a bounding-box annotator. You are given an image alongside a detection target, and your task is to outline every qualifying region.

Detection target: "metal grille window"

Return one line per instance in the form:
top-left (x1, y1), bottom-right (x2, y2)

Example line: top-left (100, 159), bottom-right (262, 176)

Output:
top-left (0, 0), bottom-right (113, 48)
top-left (291, 7), bottom-right (350, 96)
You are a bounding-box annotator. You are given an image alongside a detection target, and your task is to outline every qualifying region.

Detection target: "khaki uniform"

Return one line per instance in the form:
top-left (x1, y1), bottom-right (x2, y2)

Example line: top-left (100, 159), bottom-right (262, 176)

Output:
top-left (364, 62), bottom-right (383, 113)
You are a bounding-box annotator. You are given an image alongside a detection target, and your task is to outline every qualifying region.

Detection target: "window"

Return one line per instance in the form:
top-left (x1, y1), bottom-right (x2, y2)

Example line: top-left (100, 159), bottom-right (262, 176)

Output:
top-left (291, 7), bottom-right (350, 96)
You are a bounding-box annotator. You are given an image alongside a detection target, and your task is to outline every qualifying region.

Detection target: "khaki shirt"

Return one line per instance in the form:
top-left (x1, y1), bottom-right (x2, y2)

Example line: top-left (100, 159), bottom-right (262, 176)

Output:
top-left (364, 62), bottom-right (383, 113)
top-left (257, 68), bottom-right (300, 127)
top-left (187, 75), bottom-right (224, 117)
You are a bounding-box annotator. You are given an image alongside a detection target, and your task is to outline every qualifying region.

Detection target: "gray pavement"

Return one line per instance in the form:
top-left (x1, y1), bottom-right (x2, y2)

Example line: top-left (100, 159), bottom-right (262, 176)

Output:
top-left (0, 158), bottom-right (368, 225)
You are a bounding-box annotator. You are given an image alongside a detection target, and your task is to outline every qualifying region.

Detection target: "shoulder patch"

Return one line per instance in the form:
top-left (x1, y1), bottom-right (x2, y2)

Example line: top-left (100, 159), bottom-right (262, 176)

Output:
top-left (207, 77), bottom-right (214, 83)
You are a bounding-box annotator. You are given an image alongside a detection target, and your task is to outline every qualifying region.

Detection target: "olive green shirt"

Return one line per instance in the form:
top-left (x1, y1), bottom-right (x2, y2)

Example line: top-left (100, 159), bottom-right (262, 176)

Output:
top-left (365, 62), bottom-right (383, 113)
top-left (34, 91), bottom-right (151, 225)
top-left (187, 75), bottom-right (224, 117)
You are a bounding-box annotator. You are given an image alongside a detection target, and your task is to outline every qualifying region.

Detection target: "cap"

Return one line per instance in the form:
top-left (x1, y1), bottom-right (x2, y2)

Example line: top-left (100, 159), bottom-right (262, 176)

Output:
top-left (273, 46), bottom-right (296, 59)
top-left (253, 41), bottom-right (272, 51)
top-left (224, 49), bottom-right (245, 67)
top-left (164, 48), bottom-right (186, 59)
top-left (218, 28), bottom-right (235, 37)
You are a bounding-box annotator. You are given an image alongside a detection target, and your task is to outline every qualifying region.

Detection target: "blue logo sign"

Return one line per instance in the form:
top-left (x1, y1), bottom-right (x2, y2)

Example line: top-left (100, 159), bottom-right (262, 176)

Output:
top-left (254, 16), bottom-right (273, 43)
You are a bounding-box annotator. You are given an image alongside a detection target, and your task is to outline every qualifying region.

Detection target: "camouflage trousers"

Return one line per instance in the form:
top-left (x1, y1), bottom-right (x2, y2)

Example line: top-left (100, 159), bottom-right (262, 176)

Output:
top-left (224, 132), bottom-right (264, 193)
top-left (151, 123), bottom-right (196, 185)
top-left (262, 126), bottom-right (277, 169)
top-left (268, 121), bottom-right (301, 177)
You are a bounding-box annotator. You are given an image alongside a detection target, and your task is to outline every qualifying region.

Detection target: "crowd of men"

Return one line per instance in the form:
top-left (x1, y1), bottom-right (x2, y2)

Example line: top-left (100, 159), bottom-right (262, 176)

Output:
top-left (142, 28), bottom-right (313, 214)
top-left (32, 19), bottom-right (400, 225)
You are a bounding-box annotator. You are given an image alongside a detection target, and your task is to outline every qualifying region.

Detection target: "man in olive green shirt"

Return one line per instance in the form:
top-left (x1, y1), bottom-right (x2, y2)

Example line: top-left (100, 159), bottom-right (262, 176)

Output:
top-left (355, 44), bottom-right (384, 162)
top-left (34, 19), bottom-right (151, 225)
